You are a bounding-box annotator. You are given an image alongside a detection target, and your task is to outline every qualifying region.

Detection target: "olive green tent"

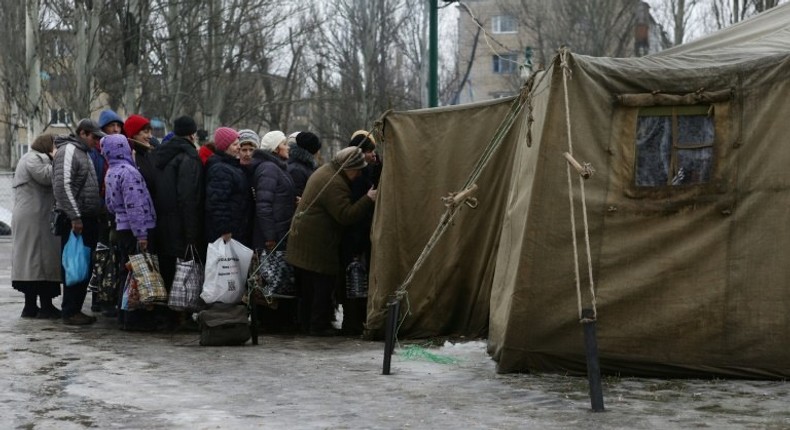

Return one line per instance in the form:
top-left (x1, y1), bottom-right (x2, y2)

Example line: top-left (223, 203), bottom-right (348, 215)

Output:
top-left (367, 4), bottom-right (790, 378)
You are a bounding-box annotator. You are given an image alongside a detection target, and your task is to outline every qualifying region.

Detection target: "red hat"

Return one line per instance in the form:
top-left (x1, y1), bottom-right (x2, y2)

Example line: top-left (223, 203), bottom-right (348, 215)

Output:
top-left (214, 127), bottom-right (239, 152)
top-left (124, 114), bottom-right (150, 139)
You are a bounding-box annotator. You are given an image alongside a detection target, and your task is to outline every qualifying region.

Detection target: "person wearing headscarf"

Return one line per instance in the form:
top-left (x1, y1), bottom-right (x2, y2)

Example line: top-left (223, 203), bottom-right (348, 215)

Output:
top-left (12, 134), bottom-right (62, 319)
top-left (286, 147), bottom-right (377, 336)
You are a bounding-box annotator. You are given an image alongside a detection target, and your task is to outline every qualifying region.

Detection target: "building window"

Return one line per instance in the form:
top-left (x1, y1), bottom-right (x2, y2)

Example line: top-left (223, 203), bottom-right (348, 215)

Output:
top-left (492, 15), bottom-right (517, 34)
top-left (492, 54), bottom-right (518, 74)
top-left (49, 108), bottom-right (73, 126)
top-left (635, 105), bottom-right (714, 187)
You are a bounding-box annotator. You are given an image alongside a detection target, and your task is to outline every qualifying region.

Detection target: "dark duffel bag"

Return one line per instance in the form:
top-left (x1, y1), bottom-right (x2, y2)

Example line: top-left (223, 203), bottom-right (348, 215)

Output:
top-left (197, 303), bottom-right (250, 346)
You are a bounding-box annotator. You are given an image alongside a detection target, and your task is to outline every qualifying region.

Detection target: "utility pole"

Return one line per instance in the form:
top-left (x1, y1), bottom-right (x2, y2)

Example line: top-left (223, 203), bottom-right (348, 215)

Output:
top-left (428, 0), bottom-right (438, 107)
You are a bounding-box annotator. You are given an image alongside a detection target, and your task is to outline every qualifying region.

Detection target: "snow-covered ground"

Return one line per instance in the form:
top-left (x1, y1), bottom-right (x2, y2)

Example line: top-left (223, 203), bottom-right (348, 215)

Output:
top-left (0, 237), bottom-right (788, 429)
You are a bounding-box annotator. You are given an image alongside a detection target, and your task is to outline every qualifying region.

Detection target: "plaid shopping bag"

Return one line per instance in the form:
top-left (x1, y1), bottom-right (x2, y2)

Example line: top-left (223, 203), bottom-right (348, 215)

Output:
top-left (168, 246), bottom-right (205, 312)
top-left (261, 250), bottom-right (296, 298)
top-left (129, 252), bottom-right (168, 304)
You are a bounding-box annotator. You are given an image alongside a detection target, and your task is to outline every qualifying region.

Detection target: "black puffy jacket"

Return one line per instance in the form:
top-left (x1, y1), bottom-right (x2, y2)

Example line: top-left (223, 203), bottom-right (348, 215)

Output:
top-left (250, 149), bottom-right (296, 250)
top-left (205, 151), bottom-right (253, 246)
top-left (152, 137), bottom-right (205, 257)
top-left (286, 143), bottom-right (316, 197)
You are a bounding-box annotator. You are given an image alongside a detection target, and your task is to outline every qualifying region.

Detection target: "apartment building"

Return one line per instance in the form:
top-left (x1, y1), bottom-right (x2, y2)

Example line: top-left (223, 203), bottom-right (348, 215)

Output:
top-left (455, 0), bottom-right (669, 104)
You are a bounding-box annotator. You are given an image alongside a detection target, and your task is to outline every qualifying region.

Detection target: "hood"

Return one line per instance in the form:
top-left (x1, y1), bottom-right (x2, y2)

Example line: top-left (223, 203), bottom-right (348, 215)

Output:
top-left (287, 143), bottom-right (316, 168)
top-left (154, 136), bottom-right (198, 169)
top-left (55, 134), bottom-right (90, 152)
top-left (100, 134), bottom-right (135, 166)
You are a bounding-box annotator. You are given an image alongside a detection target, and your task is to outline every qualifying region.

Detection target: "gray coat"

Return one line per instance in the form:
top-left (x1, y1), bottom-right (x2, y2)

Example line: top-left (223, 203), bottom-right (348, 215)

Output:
top-left (12, 150), bottom-right (61, 282)
top-left (52, 134), bottom-right (101, 220)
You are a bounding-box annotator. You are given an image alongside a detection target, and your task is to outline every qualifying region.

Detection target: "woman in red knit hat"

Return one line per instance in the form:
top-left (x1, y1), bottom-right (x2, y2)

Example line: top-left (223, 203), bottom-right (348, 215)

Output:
top-left (123, 114), bottom-right (158, 198)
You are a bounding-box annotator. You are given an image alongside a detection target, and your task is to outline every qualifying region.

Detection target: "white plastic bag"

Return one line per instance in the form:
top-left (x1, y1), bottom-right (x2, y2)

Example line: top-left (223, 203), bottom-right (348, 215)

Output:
top-left (200, 238), bottom-right (253, 304)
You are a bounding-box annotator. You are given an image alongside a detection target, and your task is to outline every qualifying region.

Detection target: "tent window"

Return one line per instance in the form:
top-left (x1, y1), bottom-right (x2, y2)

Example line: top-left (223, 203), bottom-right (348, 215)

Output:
top-left (635, 105), bottom-right (714, 187)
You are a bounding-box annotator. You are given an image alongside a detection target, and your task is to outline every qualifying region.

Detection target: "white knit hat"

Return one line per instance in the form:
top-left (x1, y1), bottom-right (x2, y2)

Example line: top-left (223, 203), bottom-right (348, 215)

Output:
top-left (260, 130), bottom-right (286, 153)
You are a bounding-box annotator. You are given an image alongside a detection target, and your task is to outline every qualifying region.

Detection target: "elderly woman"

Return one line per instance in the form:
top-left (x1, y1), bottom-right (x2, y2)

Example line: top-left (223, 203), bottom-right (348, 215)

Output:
top-left (205, 127), bottom-right (252, 246)
top-left (286, 147), bottom-right (377, 336)
top-left (12, 134), bottom-right (62, 319)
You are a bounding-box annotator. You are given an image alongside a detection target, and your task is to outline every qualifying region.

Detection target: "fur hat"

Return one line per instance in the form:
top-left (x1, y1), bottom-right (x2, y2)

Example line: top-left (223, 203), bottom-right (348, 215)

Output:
top-left (260, 131), bottom-right (286, 153)
top-left (173, 116), bottom-right (198, 137)
top-left (296, 131), bottom-right (321, 155)
top-left (238, 129), bottom-right (260, 147)
top-left (213, 127), bottom-right (239, 152)
top-left (98, 109), bottom-right (124, 130)
top-left (333, 146), bottom-right (367, 171)
top-left (124, 114), bottom-right (150, 139)
top-left (349, 129), bottom-right (376, 152)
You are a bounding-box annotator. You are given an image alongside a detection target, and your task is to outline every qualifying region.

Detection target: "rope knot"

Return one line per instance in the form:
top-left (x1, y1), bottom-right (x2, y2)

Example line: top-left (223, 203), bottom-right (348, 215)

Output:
top-left (441, 184), bottom-right (479, 209)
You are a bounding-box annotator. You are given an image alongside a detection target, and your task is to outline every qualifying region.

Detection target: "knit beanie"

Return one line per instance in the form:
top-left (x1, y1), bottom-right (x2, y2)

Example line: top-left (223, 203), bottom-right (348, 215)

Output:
top-left (124, 114), bottom-right (150, 139)
top-left (260, 131), bottom-right (286, 153)
top-left (213, 127), bottom-right (239, 152)
top-left (296, 131), bottom-right (321, 155)
top-left (349, 129), bottom-right (376, 152)
top-left (238, 129), bottom-right (260, 147)
top-left (333, 146), bottom-right (367, 171)
top-left (173, 116), bottom-right (198, 137)
top-left (98, 109), bottom-right (124, 130)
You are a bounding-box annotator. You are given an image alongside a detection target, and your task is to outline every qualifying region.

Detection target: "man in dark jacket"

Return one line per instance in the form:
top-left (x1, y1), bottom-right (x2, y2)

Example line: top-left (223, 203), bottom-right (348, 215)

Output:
top-left (152, 116), bottom-right (205, 290)
top-left (53, 119), bottom-right (105, 325)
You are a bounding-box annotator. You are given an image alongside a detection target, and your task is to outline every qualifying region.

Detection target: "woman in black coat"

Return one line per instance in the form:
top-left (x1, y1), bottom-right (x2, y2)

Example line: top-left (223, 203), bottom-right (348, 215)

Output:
top-left (286, 131), bottom-right (321, 197)
top-left (253, 131), bottom-right (297, 251)
top-left (204, 127), bottom-right (252, 247)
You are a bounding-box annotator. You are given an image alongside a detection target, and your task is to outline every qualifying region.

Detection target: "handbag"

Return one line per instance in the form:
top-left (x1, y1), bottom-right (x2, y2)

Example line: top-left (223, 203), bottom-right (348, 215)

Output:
top-left (197, 303), bottom-right (250, 346)
top-left (121, 270), bottom-right (142, 311)
top-left (260, 250), bottom-right (296, 298)
top-left (62, 231), bottom-right (92, 287)
top-left (88, 242), bottom-right (118, 304)
top-left (201, 238), bottom-right (253, 304)
top-left (168, 245), bottom-right (205, 312)
top-left (128, 252), bottom-right (168, 304)
top-left (345, 257), bottom-right (369, 299)
top-left (49, 208), bottom-right (69, 236)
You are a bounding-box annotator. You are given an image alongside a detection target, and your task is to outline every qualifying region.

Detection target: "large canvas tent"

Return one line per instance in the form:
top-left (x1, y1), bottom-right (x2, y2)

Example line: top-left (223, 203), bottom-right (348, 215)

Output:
top-left (366, 4), bottom-right (790, 378)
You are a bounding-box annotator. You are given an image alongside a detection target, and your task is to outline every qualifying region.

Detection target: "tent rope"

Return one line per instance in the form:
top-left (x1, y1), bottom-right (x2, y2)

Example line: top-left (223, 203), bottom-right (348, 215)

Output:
top-left (559, 48), bottom-right (598, 322)
top-left (246, 138), bottom-right (376, 301)
top-left (393, 86), bottom-right (537, 306)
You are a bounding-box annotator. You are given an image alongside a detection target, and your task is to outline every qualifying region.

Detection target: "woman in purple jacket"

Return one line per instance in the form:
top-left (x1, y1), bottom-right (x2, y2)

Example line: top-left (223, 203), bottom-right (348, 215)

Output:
top-left (102, 134), bottom-right (157, 330)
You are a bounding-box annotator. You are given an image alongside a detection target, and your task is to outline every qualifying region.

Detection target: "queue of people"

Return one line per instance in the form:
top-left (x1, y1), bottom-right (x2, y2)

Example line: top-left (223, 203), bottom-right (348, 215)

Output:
top-left (11, 111), bottom-right (380, 337)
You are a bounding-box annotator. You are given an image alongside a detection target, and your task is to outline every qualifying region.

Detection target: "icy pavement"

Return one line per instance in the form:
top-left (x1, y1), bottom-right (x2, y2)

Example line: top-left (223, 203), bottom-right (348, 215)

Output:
top-left (1, 236), bottom-right (789, 429)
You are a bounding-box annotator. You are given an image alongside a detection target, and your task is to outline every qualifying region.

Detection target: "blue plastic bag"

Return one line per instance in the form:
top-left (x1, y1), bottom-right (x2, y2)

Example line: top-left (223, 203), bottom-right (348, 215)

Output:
top-left (62, 231), bottom-right (91, 287)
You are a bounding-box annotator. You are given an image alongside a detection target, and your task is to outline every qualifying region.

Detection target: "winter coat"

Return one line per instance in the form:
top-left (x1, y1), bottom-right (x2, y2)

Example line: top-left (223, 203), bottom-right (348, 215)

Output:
top-left (11, 150), bottom-right (61, 282)
top-left (286, 160), bottom-right (374, 275)
top-left (342, 165), bottom-right (378, 265)
top-left (152, 136), bottom-right (204, 257)
top-left (287, 143), bottom-right (317, 196)
top-left (133, 141), bottom-right (158, 199)
top-left (53, 134), bottom-right (101, 220)
top-left (250, 149), bottom-right (296, 250)
top-left (103, 137), bottom-right (156, 240)
top-left (205, 151), bottom-right (253, 246)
